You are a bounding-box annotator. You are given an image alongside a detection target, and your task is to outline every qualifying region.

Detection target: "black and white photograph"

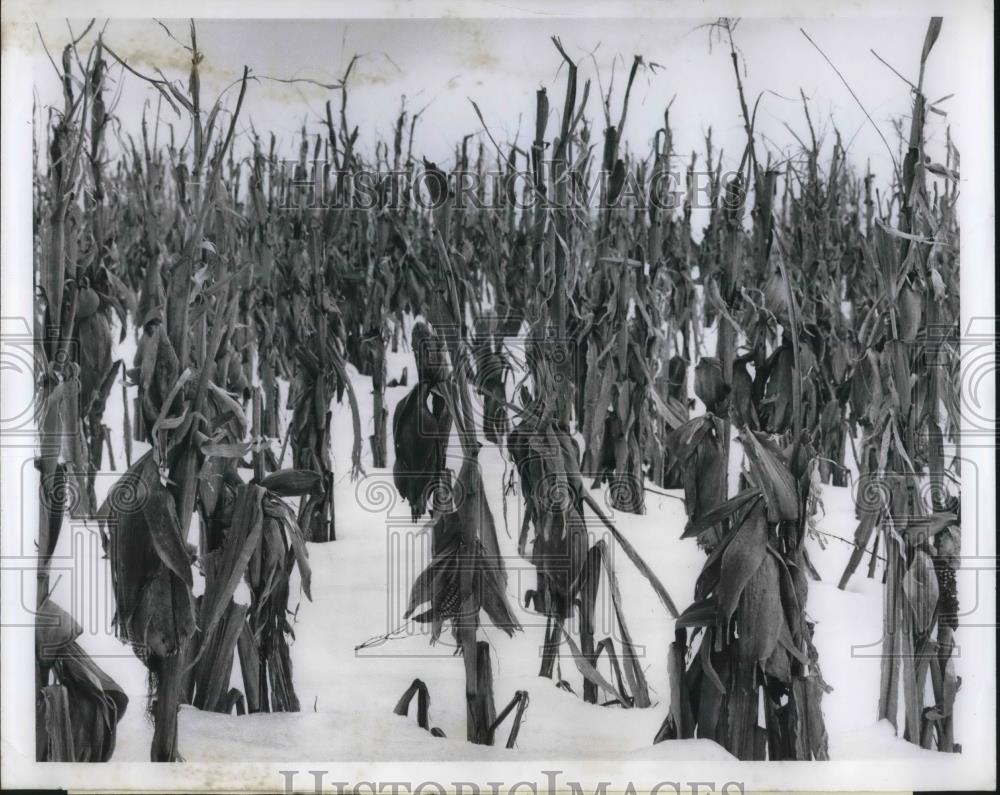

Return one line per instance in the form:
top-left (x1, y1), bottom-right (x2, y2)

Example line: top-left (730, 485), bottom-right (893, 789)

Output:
top-left (0, 1), bottom-right (995, 792)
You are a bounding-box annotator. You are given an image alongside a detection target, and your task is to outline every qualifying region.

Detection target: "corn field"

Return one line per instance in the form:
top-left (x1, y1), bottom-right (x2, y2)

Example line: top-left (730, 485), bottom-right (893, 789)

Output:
top-left (30, 15), bottom-right (967, 767)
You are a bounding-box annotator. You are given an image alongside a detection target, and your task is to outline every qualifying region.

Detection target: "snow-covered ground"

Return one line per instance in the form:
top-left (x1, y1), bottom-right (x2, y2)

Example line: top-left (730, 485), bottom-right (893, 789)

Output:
top-left (49, 316), bottom-right (979, 764)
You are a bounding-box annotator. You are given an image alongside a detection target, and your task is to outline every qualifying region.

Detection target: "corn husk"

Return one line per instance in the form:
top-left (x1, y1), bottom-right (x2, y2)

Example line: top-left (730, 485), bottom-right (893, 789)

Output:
top-left (103, 452), bottom-right (196, 660)
top-left (897, 283), bottom-right (923, 342)
top-left (740, 428), bottom-right (800, 522)
top-left (717, 498), bottom-right (769, 630)
top-left (694, 356), bottom-right (729, 414)
top-left (48, 641), bottom-right (129, 761)
top-left (405, 457), bottom-right (520, 641)
top-left (392, 383), bottom-right (452, 521)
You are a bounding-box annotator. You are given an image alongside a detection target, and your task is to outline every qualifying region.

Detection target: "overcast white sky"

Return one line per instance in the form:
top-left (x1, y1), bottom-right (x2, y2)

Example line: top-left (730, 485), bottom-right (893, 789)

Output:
top-left (34, 16), bottom-right (963, 187)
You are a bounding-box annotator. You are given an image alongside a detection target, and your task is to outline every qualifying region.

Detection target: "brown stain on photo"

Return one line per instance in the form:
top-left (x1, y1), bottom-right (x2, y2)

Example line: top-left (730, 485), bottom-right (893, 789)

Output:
top-left (457, 24), bottom-right (501, 72)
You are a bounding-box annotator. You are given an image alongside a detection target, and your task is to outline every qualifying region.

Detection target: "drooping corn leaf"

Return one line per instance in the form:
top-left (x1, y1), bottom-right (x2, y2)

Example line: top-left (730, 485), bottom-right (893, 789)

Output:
top-left (683, 488), bottom-right (762, 539)
top-left (675, 596), bottom-right (717, 628)
top-left (740, 428), bottom-right (799, 522)
top-left (902, 548), bottom-right (940, 634)
top-left (717, 498), bottom-right (768, 631)
top-left (198, 484), bottom-right (265, 647)
top-left (735, 552), bottom-right (783, 665)
top-left (258, 469), bottom-right (323, 497)
top-left (562, 628), bottom-right (630, 707)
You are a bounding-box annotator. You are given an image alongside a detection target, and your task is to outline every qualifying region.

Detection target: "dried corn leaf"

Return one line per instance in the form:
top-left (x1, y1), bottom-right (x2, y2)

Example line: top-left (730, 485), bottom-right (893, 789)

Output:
top-left (104, 453), bottom-right (196, 659)
top-left (562, 628), bottom-right (630, 706)
top-left (51, 641), bottom-right (128, 762)
top-left (683, 488), bottom-right (762, 539)
top-left (259, 469), bottom-right (323, 497)
top-left (36, 596), bottom-right (83, 663)
top-left (199, 484), bottom-right (265, 645)
top-left (717, 499), bottom-right (768, 630)
top-left (694, 357), bottom-right (729, 414)
top-left (392, 384), bottom-right (450, 521)
top-left (735, 553), bottom-right (783, 665)
top-left (676, 597), bottom-right (717, 628)
top-left (192, 600), bottom-right (249, 712)
top-left (902, 548), bottom-right (940, 634)
top-left (740, 429), bottom-right (799, 522)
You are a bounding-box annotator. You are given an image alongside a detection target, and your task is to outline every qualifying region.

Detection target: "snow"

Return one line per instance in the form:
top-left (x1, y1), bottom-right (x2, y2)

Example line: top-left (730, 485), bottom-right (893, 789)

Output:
top-left (47, 315), bottom-right (979, 765)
